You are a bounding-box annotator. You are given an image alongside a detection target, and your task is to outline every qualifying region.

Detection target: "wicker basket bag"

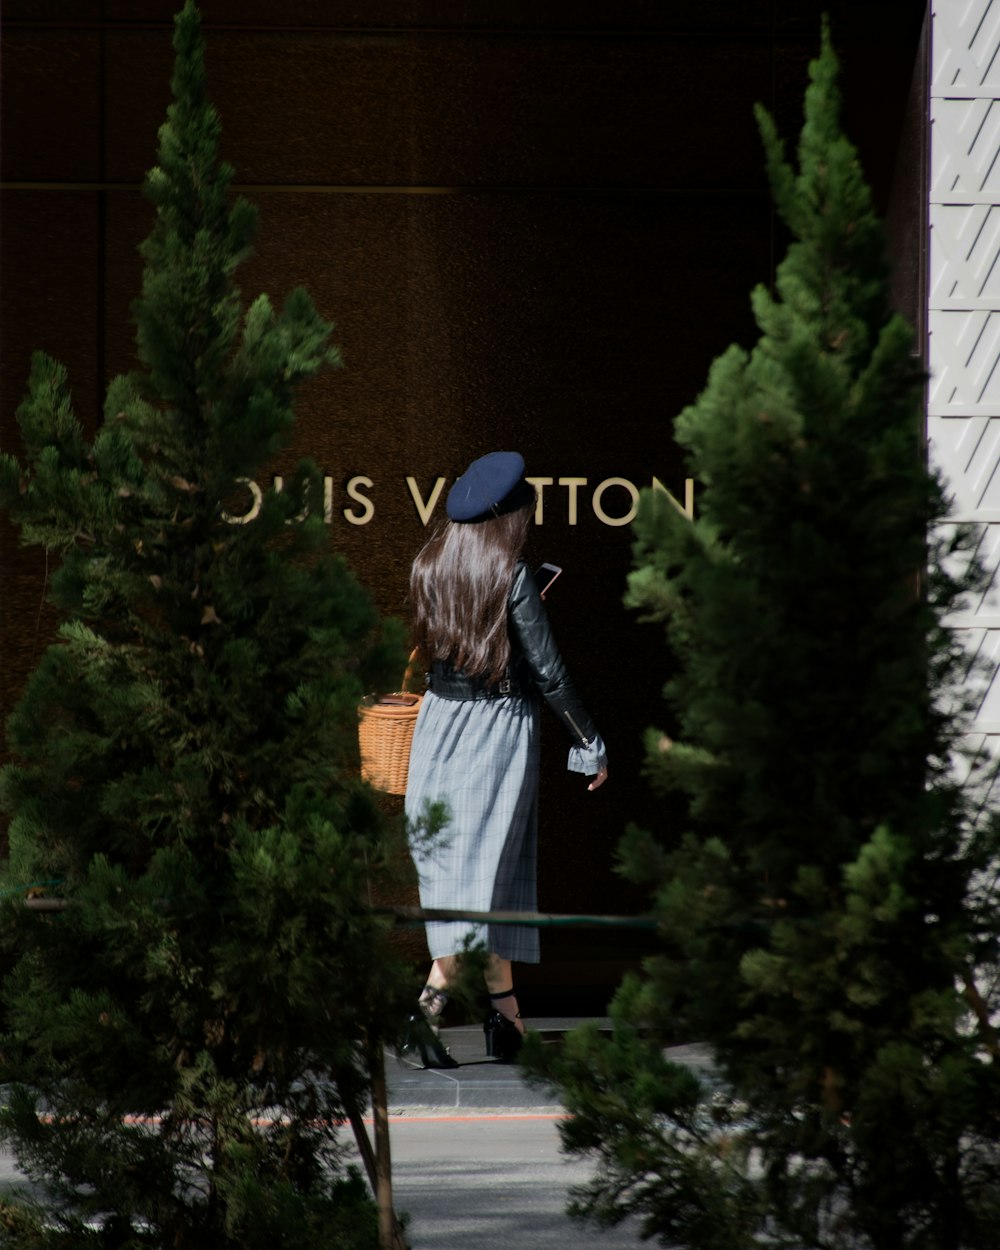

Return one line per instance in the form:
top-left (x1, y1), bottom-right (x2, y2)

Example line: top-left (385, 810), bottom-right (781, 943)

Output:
top-left (357, 651), bottom-right (422, 795)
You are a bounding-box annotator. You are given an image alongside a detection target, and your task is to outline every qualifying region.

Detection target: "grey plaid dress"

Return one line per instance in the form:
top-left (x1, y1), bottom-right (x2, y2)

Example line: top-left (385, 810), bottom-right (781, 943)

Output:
top-left (405, 690), bottom-right (541, 962)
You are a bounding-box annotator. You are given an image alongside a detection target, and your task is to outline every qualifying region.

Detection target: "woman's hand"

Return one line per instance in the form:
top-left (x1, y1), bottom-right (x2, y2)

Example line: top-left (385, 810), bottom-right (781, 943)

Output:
top-left (587, 767), bottom-right (608, 791)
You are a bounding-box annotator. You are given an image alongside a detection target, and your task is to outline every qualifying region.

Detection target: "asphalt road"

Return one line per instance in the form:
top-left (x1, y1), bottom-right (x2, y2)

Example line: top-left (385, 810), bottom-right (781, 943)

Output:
top-left (384, 1112), bottom-right (643, 1249)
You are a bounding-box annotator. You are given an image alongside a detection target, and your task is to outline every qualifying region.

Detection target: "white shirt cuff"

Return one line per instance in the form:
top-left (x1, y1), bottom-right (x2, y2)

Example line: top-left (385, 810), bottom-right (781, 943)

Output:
top-left (567, 732), bottom-right (608, 776)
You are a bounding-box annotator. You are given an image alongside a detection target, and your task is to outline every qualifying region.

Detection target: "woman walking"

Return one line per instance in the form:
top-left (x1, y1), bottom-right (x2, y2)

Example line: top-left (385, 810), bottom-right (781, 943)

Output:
top-left (403, 451), bottom-right (608, 1067)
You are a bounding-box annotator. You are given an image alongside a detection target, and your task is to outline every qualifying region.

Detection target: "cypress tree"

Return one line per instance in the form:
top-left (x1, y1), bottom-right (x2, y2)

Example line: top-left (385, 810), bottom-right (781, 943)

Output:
top-left (0, 5), bottom-right (407, 1245)
top-left (524, 24), bottom-right (1000, 1249)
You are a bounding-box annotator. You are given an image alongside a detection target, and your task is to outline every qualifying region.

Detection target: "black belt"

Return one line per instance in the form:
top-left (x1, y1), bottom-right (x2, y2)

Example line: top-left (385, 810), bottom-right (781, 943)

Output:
top-left (428, 669), bottom-right (529, 701)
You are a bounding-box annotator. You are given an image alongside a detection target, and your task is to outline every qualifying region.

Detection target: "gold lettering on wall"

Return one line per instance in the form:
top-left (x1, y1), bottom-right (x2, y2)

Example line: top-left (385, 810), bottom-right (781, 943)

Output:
top-left (525, 476), bottom-right (554, 523)
top-left (559, 477), bottom-right (588, 524)
top-left (406, 476), bottom-right (447, 526)
top-left (592, 477), bottom-right (640, 526)
top-left (222, 474), bottom-right (695, 527)
top-left (651, 475), bottom-right (694, 520)
top-left (344, 476), bottom-right (375, 525)
top-left (222, 477), bottom-right (263, 525)
top-left (272, 475), bottom-right (309, 524)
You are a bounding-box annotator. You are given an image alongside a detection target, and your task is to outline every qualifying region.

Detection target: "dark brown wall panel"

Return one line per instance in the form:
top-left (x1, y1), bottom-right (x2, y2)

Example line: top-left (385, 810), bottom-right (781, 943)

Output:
top-left (0, 192), bottom-right (102, 717)
top-left (99, 29), bottom-right (771, 189)
top-left (98, 2), bottom-right (776, 32)
top-left (0, 31), bottom-right (103, 182)
top-left (2, 2), bottom-right (102, 18)
top-left (1, 194), bottom-right (102, 415)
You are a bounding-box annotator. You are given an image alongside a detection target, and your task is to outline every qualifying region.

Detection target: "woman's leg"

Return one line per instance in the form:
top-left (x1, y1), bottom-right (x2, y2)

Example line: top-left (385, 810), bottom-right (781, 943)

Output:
top-left (402, 955), bottom-right (459, 1070)
top-left (426, 956), bottom-right (457, 990)
top-left (420, 955), bottom-right (524, 1028)
top-left (418, 955), bottom-right (457, 1023)
top-left (484, 954), bottom-right (525, 1035)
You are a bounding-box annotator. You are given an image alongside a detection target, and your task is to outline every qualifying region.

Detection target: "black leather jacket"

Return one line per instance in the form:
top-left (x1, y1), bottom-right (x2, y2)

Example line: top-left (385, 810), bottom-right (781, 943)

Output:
top-left (428, 560), bottom-right (599, 747)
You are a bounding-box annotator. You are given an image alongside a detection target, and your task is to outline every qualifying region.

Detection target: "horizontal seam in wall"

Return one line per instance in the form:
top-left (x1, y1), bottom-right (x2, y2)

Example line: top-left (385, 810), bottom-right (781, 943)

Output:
top-left (0, 22), bottom-right (832, 41)
top-left (0, 181), bottom-right (769, 197)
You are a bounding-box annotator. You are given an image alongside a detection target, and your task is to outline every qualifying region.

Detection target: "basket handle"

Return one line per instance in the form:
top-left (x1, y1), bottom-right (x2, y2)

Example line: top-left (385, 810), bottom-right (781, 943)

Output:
top-left (401, 648), bottom-right (421, 693)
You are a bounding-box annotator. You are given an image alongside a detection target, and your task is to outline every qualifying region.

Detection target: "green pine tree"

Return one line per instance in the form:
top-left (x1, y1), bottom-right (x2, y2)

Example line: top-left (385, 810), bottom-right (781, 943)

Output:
top-left (0, 5), bottom-right (409, 1245)
top-left (523, 24), bottom-right (1000, 1250)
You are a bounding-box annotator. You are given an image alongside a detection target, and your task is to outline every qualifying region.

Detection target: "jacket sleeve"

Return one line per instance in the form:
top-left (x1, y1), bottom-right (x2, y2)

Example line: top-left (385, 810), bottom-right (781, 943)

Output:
top-left (507, 562), bottom-right (604, 763)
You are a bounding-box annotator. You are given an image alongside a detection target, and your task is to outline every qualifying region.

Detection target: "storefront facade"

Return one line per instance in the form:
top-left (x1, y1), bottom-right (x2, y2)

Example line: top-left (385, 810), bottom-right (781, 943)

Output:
top-left (4, 2), bottom-right (976, 1009)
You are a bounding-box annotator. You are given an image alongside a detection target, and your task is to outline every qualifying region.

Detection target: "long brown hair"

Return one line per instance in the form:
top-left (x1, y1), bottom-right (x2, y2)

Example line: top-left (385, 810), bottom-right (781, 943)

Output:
top-left (410, 503), bottom-right (533, 683)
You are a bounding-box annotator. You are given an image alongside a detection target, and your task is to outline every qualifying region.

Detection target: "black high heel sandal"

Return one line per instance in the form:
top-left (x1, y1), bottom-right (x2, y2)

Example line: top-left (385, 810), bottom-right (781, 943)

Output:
top-left (484, 987), bottom-right (524, 1061)
top-left (398, 1012), bottom-right (459, 1070)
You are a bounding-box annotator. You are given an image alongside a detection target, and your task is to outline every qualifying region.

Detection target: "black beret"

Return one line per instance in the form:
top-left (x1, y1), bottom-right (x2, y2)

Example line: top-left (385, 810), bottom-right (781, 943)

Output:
top-left (446, 451), bottom-right (532, 522)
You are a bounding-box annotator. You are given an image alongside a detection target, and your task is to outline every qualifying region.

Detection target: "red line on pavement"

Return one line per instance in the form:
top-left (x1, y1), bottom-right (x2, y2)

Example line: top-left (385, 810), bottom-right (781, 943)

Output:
top-left (385, 1113), bottom-right (568, 1123)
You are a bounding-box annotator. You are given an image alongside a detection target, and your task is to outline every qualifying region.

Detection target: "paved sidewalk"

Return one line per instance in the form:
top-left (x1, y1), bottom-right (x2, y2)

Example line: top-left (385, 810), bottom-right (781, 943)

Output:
top-left (385, 1019), bottom-right (715, 1113)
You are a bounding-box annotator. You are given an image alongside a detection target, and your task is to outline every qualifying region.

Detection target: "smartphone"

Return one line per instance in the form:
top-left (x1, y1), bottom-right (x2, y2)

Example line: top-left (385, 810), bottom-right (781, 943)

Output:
top-left (535, 562), bottom-right (562, 598)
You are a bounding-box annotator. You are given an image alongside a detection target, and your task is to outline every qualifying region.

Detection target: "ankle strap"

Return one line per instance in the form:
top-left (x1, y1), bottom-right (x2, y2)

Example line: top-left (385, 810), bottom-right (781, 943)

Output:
top-left (489, 987), bottom-right (516, 1001)
top-left (420, 984), bottom-right (449, 1007)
